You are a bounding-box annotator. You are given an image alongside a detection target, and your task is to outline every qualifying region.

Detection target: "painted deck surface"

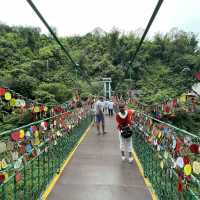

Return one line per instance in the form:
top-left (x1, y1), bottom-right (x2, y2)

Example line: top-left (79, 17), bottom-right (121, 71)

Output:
top-left (47, 117), bottom-right (152, 200)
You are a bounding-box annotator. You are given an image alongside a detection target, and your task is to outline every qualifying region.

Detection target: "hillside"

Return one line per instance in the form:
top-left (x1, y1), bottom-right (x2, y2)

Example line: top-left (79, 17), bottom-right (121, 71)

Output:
top-left (0, 24), bottom-right (200, 104)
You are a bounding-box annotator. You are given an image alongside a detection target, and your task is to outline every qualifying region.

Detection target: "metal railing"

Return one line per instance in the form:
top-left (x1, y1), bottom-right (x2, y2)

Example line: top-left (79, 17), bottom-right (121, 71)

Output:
top-left (133, 111), bottom-right (200, 200)
top-left (0, 107), bottom-right (92, 200)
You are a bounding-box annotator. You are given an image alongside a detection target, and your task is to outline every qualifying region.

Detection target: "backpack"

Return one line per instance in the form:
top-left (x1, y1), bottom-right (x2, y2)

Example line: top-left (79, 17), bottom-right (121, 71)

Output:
top-left (120, 125), bottom-right (133, 138)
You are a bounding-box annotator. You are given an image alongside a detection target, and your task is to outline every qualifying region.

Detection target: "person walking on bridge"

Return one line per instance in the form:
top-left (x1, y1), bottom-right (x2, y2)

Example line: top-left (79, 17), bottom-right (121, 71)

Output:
top-left (116, 103), bottom-right (134, 163)
top-left (108, 100), bottom-right (114, 116)
top-left (94, 96), bottom-right (106, 135)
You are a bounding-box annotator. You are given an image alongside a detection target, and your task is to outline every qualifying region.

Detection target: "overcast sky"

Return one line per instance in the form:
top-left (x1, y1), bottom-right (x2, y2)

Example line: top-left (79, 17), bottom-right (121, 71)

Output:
top-left (0, 0), bottom-right (200, 37)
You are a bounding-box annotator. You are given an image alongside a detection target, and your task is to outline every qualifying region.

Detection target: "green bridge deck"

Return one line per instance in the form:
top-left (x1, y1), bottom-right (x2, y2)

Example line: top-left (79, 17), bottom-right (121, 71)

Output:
top-left (47, 117), bottom-right (152, 200)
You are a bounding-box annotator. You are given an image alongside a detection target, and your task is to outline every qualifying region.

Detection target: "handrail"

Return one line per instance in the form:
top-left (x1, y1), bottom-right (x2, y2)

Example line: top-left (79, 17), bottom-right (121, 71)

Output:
top-left (0, 114), bottom-right (92, 200)
top-left (132, 108), bottom-right (200, 200)
top-left (0, 111), bottom-right (69, 137)
top-left (140, 112), bottom-right (198, 138)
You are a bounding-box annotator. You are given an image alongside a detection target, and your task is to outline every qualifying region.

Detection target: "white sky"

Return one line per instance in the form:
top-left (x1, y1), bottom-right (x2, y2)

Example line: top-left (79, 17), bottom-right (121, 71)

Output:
top-left (0, 0), bottom-right (200, 37)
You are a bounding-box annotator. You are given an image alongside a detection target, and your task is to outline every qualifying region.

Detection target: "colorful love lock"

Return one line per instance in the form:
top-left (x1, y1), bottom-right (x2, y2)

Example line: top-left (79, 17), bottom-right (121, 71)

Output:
top-left (18, 144), bottom-right (25, 155)
top-left (176, 157), bottom-right (184, 168)
top-left (33, 138), bottom-right (40, 146)
top-left (157, 145), bottom-right (161, 152)
top-left (195, 71), bottom-right (200, 81)
top-left (184, 164), bottom-right (192, 176)
top-left (160, 160), bottom-right (164, 169)
top-left (44, 146), bottom-right (48, 153)
top-left (11, 131), bottom-right (20, 141)
top-left (178, 171), bottom-right (184, 179)
top-left (4, 172), bottom-right (8, 180)
top-left (25, 144), bottom-right (33, 154)
top-left (164, 151), bottom-right (169, 159)
top-left (52, 134), bottom-right (56, 140)
top-left (40, 105), bottom-right (44, 112)
top-left (0, 142), bottom-right (7, 154)
top-left (186, 175), bottom-right (192, 182)
top-left (19, 130), bottom-right (25, 139)
top-left (192, 161), bottom-right (200, 175)
top-left (10, 98), bottom-right (16, 106)
top-left (1, 159), bottom-right (8, 169)
top-left (172, 99), bottom-right (177, 108)
top-left (0, 173), bottom-right (5, 184)
top-left (41, 121), bottom-right (45, 129)
top-left (68, 125), bottom-right (72, 130)
top-left (177, 179), bottom-right (183, 192)
top-left (190, 144), bottom-right (199, 154)
top-left (11, 151), bottom-right (19, 161)
top-left (179, 94), bottom-right (186, 103)
top-left (153, 138), bottom-right (158, 146)
top-left (20, 99), bottom-right (26, 107)
top-left (6, 141), bottom-right (14, 151)
top-left (183, 156), bottom-right (190, 165)
top-left (59, 123), bottom-right (63, 129)
top-left (36, 148), bottom-right (40, 155)
top-left (41, 121), bottom-right (48, 130)
top-left (15, 170), bottom-right (21, 183)
top-left (44, 121), bottom-right (48, 127)
top-left (172, 136), bottom-right (176, 150)
top-left (53, 120), bottom-right (57, 126)
top-left (4, 92), bottom-right (12, 101)
top-left (44, 106), bottom-right (48, 112)
top-left (14, 158), bottom-right (22, 169)
top-left (56, 131), bottom-right (61, 137)
top-left (25, 131), bottom-right (31, 139)
top-left (33, 106), bottom-right (40, 113)
top-left (0, 172), bottom-right (8, 184)
top-left (15, 99), bottom-right (21, 107)
top-left (0, 87), bottom-right (6, 96)
top-left (30, 126), bottom-right (37, 133)
top-left (184, 136), bottom-right (191, 145)
top-left (32, 149), bottom-right (37, 157)
top-left (34, 130), bottom-right (39, 138)
top-left (22, 153), bottom-right (29, 162)
top-left (157, 130), bottom-right (162, 139)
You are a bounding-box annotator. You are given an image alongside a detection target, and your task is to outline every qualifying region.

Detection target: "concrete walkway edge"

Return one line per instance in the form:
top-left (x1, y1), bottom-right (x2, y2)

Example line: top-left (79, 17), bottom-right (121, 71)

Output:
top-left (41, 122), bottom-right (94, 200)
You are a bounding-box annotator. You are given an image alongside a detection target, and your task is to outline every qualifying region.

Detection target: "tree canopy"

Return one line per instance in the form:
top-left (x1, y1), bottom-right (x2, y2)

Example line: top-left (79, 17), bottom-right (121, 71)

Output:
top-left (0, 24), bottom-right (199, 104)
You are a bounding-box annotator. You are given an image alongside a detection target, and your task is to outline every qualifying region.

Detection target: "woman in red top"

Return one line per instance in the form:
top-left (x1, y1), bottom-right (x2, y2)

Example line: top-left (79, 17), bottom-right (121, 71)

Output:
top-left (116, 103), bottom-right (134, 163)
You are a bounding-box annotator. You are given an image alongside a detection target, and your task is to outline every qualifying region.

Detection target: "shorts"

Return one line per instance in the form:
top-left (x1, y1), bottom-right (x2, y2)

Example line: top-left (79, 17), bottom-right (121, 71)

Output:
top-left (96, 114), bottom-right (104, 123)
top-left (118, 131), bottom-right (133, 152)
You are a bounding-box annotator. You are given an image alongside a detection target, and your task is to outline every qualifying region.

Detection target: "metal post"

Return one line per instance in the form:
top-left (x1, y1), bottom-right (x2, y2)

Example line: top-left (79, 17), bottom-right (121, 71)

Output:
top-left (108, 82), bottom-right (111, 99)
top-left (104, 82), bottom-right (107, 97)
top-left (102, 78), bottom-right (112, 99)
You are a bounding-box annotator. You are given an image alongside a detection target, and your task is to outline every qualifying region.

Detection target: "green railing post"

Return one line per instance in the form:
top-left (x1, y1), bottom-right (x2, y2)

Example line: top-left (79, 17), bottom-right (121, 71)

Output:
top-left (31, 159), bottom-right (34, 198)
top-left (14, 175), bottom-right (17, 200)
top-left (37, 155), bottom-right (40, 197)
top-left (2, 183), bottom-right (6, 200)
top-left (24, 163), bottom-right (27, 200)
top-left (47, 147), bottom-right (50, 184)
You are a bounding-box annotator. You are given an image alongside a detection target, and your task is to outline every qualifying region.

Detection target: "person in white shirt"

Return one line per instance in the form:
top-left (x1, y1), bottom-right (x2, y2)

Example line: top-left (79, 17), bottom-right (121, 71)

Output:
top-left (108, 100), bottom-right (114, 116)
top-left (94, 97), bottom-right (107, 135)
top-left (104, 100), bottom-right (110, 114)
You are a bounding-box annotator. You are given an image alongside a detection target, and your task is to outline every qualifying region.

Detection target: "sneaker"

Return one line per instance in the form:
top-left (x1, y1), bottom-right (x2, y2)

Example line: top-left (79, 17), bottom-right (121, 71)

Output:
top-left (128, 157), bottom-right (133, 163)
top-left (121, 156), bottom-right (126, 161)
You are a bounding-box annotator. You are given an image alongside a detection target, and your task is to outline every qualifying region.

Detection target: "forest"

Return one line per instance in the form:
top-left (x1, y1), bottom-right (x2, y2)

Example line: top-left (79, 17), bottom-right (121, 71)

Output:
top-left (0, 23), bottom-right (200, 133)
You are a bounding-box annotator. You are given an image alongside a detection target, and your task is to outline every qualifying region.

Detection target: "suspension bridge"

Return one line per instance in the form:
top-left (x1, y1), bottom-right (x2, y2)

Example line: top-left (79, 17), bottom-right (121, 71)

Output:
top-left (0, 0), bottom-right (199, 200)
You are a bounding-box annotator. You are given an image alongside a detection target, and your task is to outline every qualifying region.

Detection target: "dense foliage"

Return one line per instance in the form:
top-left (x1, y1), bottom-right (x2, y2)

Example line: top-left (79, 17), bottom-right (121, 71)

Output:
top-left (0, 24), bottom-right (199, 105)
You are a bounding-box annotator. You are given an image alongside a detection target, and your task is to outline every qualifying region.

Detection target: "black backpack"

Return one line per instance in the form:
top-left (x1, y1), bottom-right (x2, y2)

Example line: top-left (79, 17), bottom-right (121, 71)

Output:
top-left (120, 125), bottom-right (133, 138)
